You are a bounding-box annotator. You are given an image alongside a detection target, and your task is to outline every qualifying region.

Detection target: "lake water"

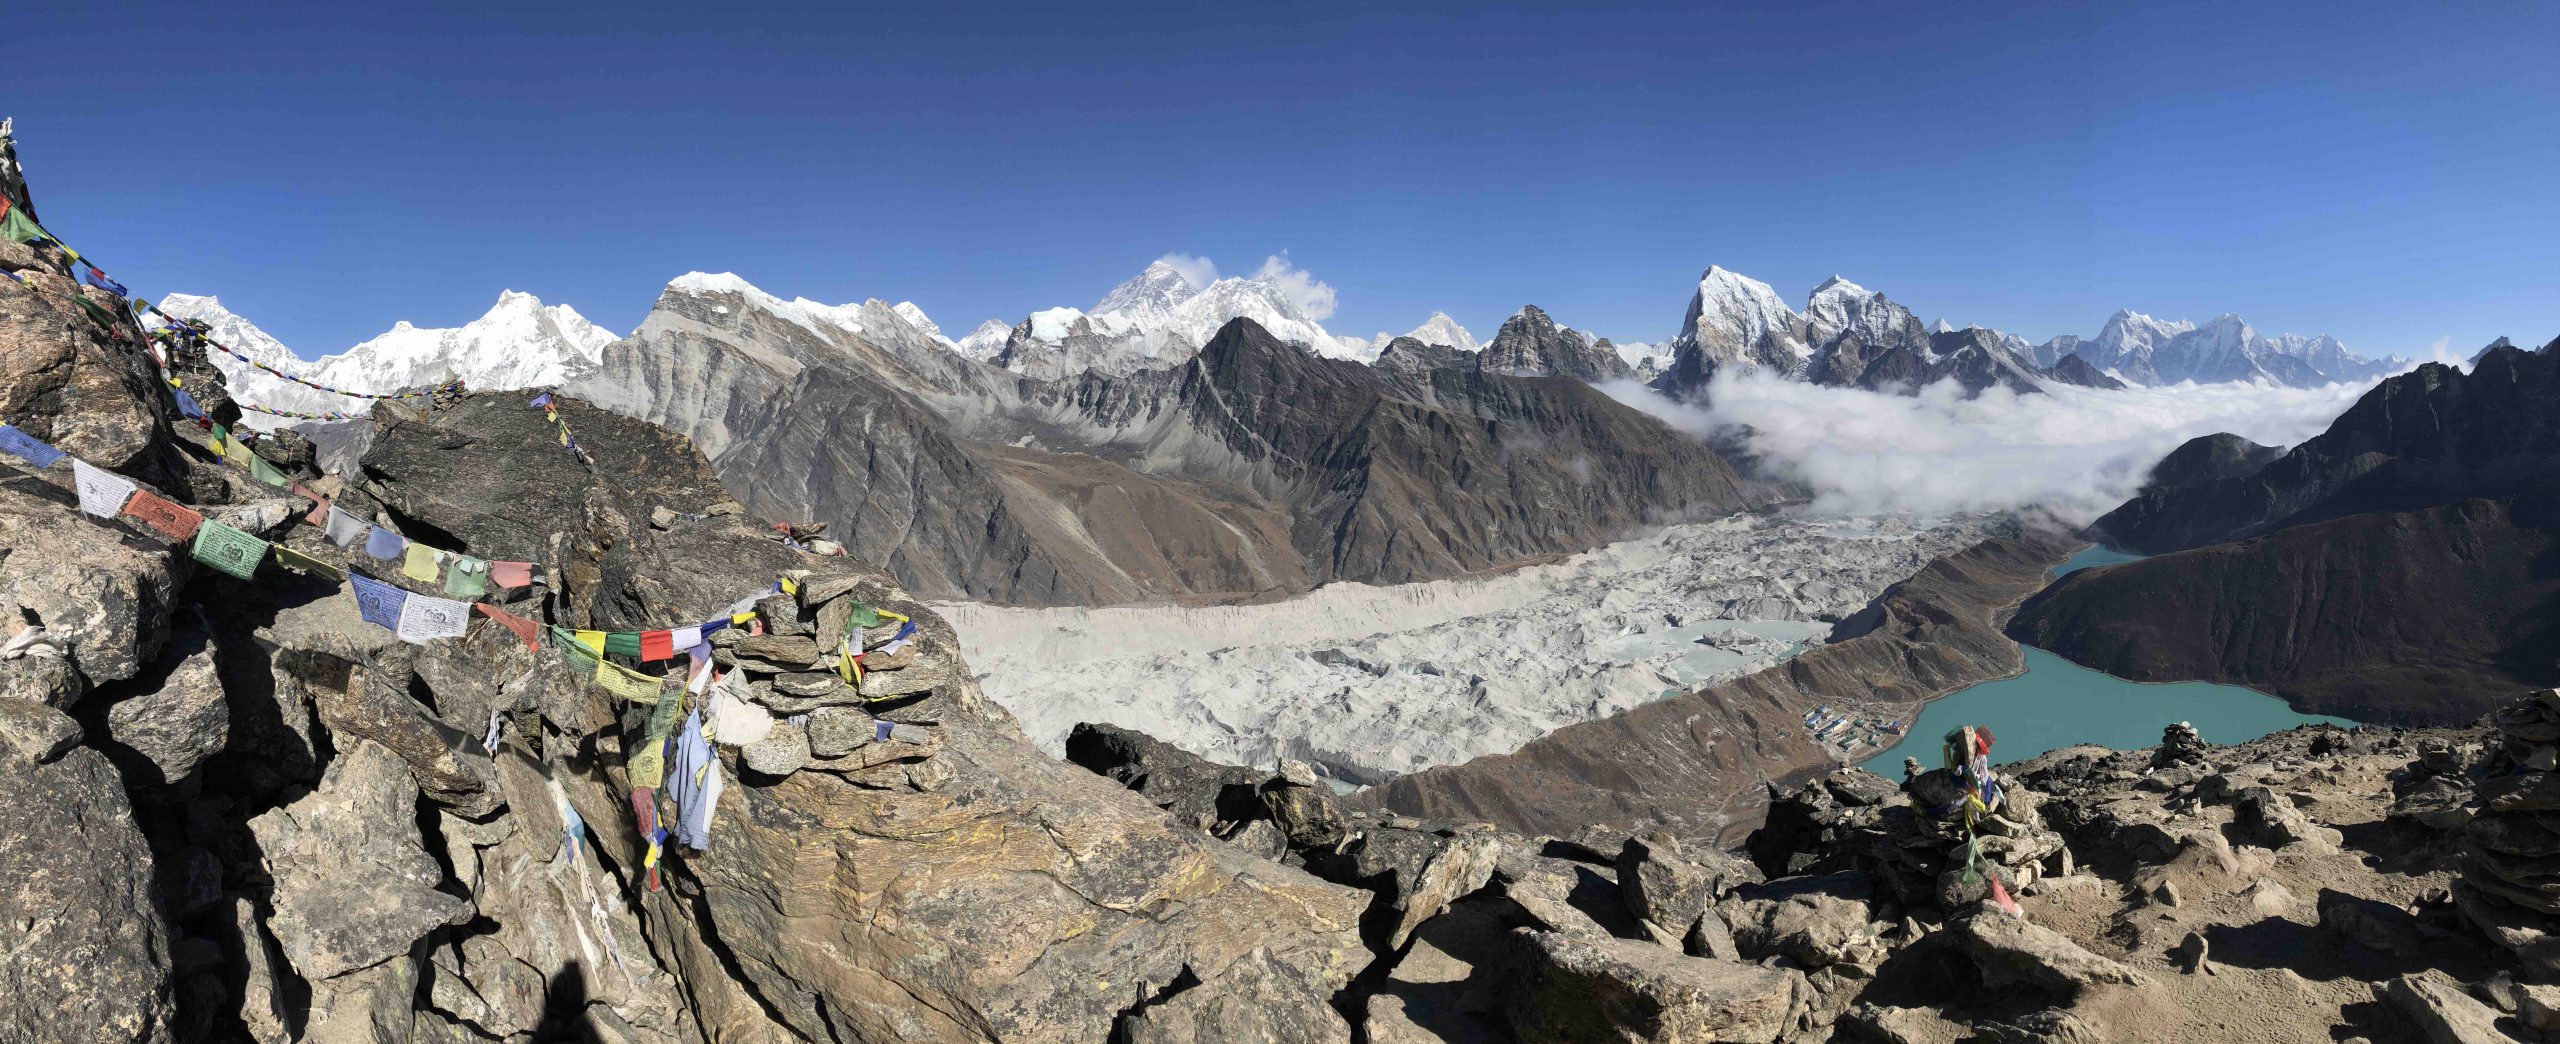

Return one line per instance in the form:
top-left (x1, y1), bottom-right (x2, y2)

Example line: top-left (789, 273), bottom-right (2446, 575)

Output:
top-left (1858, 545), bottom-right (2356, 775)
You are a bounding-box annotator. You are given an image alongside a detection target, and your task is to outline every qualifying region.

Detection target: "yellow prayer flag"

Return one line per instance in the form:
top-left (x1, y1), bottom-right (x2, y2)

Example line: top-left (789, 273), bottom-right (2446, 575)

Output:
top-left (595, 659), bottom-right (667, 704)
top-left (572, 630), bottom-right (607, 655)
top-left (401, 543), bottom-right (442, 582)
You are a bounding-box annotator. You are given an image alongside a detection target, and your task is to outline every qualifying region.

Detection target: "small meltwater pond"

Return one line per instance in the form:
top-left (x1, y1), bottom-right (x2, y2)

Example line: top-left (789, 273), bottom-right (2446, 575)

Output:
top-left (1860, 546), bottom-right (2357, 775)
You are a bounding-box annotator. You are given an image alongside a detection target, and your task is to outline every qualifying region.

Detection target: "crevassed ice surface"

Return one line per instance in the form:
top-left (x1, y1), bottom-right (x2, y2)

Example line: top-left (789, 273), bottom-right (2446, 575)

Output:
top-left (944, 513), bottom-right (2000, 787)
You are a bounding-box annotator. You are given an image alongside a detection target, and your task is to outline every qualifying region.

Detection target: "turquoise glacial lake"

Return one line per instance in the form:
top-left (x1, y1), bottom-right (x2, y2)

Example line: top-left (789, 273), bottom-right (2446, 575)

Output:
top-left (1858, 545), bottom-right (2356, 775)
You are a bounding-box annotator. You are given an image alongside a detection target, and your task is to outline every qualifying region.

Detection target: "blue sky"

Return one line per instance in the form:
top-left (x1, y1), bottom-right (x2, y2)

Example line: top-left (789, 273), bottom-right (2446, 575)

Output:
top-left (11, 1), bottom-right (2555, 359)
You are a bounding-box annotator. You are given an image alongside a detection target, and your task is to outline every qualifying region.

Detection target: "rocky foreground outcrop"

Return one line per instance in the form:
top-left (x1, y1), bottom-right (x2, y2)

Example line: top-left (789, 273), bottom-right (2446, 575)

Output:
top-left (1, 240), bottom-right (1381, 1041)
top-left (1071, 696), bottom-right (2560, 1043)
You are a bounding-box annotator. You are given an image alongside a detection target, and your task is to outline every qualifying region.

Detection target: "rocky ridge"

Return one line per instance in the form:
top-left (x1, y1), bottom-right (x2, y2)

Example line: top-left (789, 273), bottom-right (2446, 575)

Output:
top-left (1066, 701), bottom-right (2553, 1043)
top-left (572, 279), bottom-right (1777, 606)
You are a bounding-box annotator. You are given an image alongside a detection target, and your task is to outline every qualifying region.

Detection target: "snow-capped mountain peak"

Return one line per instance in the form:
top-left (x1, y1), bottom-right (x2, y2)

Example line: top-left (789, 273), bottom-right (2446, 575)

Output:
top-left (161, 288), bottom-right (618, 428)
top-left (156, 293), bottom-right (298, 368)
top-left (1931, 319), bottom-right (1956, 334)
top-left (1403, 311), bottom-right (1479, 353)
top-left (954, 318), bottom-right (1013, 360)
top-left (1093, 260), bottom-right (1200, 316)
top-left (892, 301), bottom-right (949, 345)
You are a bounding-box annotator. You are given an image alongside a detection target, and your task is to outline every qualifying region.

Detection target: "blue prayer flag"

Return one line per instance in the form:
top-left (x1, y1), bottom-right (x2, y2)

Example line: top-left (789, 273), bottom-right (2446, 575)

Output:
top-left (170, 388), bottom-right (205, 420)
top-left (349, 574), bottom-right (409, 632)
top-left (0, 424), bottom-right (66, 468)
top-left (364, 526), bottom-right (406, 561)
top-left (528, 393), bottom-right (553, 409)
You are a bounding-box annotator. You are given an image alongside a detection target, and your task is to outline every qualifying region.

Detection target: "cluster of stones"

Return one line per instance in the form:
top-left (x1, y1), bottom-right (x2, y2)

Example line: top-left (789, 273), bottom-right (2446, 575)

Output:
top-left (2154, 720), bottom-right (2206, 767)
top-left (2457, 688), bottom-right (2560, 977)
top-left (699, 569), bottom-right (948, 787)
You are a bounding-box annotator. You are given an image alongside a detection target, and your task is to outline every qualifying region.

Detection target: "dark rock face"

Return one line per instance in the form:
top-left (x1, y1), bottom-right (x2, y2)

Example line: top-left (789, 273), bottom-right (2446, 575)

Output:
top-left (1359, 527), bottom-right (2079, 839)
top-left (580, 288), bottom-right (1773, 606)
top-left (1477, 305), bottom-right (1636, 384)
top-left (2143, 432), bottom-right (2284, 490)
top-left (2011, 497), bottom-right (2560, 725)
top-left (2041, 353), bottom-right (2126, 390)
top-left (2091, 338), bottom-right (2560, 554)
top-left (0, 745), bottom-right (173, 1044)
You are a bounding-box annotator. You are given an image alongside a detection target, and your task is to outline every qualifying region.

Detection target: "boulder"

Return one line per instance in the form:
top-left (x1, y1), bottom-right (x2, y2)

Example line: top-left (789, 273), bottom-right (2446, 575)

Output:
top-left (2232, 786), bottom-right (2335, 851)
top-left (1065, 721), bottom-right (1265, 833)
top-left (0, 697), bottom-right (80, 762)
top-left (0, 483), bottom-right (180, 686)
top-left (100, 616), bottom-right (229, 784)
top-left (1618, 832), bottom-right (1755, 937)
top-left (249, 740), bottom-right (472, 981)
top-left (1499, 928), bottom-right (1804, 1043)
top-left (0, 745), bottom-right (174, 1043)
top-left (2317, 888), bottom-right (2429, 958)
top-left (1944, 908), bottom-right (2141, 996)
top-left (1725, 874), bottom-right (1880, 969)
top-left (2385, 971), bottom-right (2512, 1044)
top-left (1386, 830), bottom-right (1502, 950)
top-left (1119, 957), bottom-right (1354, 1044)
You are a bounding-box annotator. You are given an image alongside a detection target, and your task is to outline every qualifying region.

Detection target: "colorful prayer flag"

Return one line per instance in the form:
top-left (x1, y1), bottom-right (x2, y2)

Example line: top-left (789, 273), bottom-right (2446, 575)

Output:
top-left (604, 631), bottom-right (642, 658)
top-left (490, 560), bottom-right (535, 589)
top-left (269, 544), bottom-right (344, 582)
top-left (597, 660), bottom-right (667, 704)
top-left (245, 454), bottom-right (290, 487)
top-left (350, 574), bottom-right (411, 632)
top-left (395, 593), bottom-right (471, 644)
top-left (0, 424), bottom-right (66, 468)
top-left (401, 543), bottom-right (443, 583)
top-left (475, 603), bottom-right (540, 652)
top-left (289, 484), bottom-right (330, 525)
top-left (121, 489), bottom-right (204, 542)
top-left (323, 507), bottom-right (370, 548)
top-left (364, 525), bottom-right (406, 561)
top-left (71, 459), bottom-right (138, 519)
top-left (638, 629), bottom-right (674, 662)
top-left (444, 556), bottom-right (490, 598)
top-left (552, 626), bottom-right (602, 676)
top-left (190, 519), bottom-right (270, 580)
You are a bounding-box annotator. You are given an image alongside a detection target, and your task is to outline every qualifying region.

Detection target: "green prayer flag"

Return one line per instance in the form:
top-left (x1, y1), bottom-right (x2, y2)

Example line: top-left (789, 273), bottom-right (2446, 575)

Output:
top-left (190, 519), bottom-right (269, 580)
top-left (604, 631), bottom-right (643, 657)
top-left (0, 202), bottom-right (46, 244)
top-left (246, 454), bottom-right (289, 487)
top-left (846, 602), bottom-right (885, 629)
top-left (646, 678), bottom-right (685, 739)
top-left (443, 556), bottom-right (490, 598)
top-left (209, 424), bottom-right (230, 457)
top-left (552, 626), bottom-right (601, 676)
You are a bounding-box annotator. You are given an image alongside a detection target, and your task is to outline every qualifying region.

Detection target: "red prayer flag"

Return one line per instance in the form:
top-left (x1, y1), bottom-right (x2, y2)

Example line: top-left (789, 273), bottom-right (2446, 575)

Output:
top-left (290, 483), bottom-right (330, 526)
top-left (120, 489), bottom-right (204, 542)
top-left (638, 628), bottom-right (675, 662)
top-left (490, 560), bottom-right (535, 589)
top-left (474, 603), bottom-right (540, 652)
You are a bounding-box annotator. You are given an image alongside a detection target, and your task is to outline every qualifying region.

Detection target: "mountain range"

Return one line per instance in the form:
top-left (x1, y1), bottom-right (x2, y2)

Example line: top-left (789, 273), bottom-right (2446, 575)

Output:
top-left (165, 259), bottom-right (2418, 432)
top-left (565, 272), bottom-right (1776, 605)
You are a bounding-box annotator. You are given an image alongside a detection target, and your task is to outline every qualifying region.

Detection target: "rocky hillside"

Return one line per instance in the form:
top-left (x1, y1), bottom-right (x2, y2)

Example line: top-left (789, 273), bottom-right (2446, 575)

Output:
top-left (2093, 337), bottom-right (2560, 554)
top-left (2013, 495), bottom-right (2560, 726)
top-left (575, 278), bottom-right (1776, 606)
top-left (1069, 695), bottom-right (2551, 1043)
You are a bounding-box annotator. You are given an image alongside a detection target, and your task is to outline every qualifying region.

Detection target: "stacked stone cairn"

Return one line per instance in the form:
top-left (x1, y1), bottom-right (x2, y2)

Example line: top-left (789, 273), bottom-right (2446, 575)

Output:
top-left (2154, 721), bottom-right (2206, 768)
top-left (711, 571), bottom-right (949, 787)
top-left (2459, 689), bottom-right (2560, 977)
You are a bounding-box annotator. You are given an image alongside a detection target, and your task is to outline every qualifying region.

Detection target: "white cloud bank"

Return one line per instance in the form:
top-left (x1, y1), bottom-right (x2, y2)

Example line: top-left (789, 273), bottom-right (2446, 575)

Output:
top-left (1603, 374), bottom-right (2376, 526)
